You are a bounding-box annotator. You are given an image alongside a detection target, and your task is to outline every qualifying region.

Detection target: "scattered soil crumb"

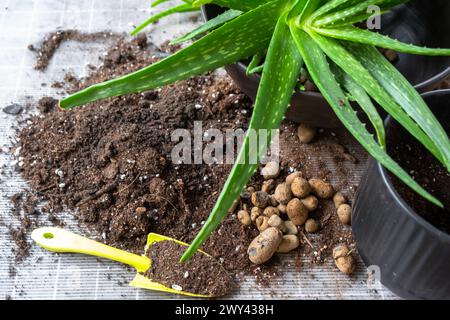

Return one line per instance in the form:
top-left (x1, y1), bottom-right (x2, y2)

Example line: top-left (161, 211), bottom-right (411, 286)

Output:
top-left (145, 240), bottom-right (232, 297)
top-left (29, 30), bottom-right (121, 71)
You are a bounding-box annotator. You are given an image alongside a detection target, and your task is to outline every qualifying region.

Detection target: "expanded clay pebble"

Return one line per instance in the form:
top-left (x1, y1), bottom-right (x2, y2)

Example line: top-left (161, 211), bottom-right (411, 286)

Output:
top-left (248, 227), bottom-right (283, 264)
top-left (337, 204), bottom-right (352, 225)
top-left (301, 195), bottom-right (318, 211)
top-left (273, 182), bottom-right (292, 205)
top-left (286, 198), bottom-right (309, 226)
top-left (261, 161), bottom-right (280, 180)
top-left (261, 179), bottom-right (276, 193)
top-left (276, 235), bottom-right (300, 253)
top-left (268, 215), bottom-right (286, 233)
top-left (304, 219), bottom-right (320, 233)
top-left (333, 245), bottom-right (355, 275)
top-left (290, 177), bottom-right (311, 198)
top-left (256, 216), bottom-right (269, 232)
top-left (297, 123), bottom-right (317, 144)
top-left (277, 203), bottom-right (287, 214)
top-left (284, 220), bottom-right (298, 235)
top-left (333, 192), bottom-right (346, 208)
top-left (285, 171), bottom-right (302, 187)
top-left (263, 206), bottom-right (280, 217)
top-left (251, 191), bottom-right (270, 208)
top-left (309, 178), bottom-right (334, 199)
top-left (237, 210), bottom-right (251, 226)
top-left (250, 207), bottom-right (262, 222)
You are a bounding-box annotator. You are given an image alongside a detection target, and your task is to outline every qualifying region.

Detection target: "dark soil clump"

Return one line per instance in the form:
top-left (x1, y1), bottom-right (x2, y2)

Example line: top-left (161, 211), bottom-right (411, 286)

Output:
top-left (145, 240), bottom-right (232, 297)
top-left (388, 107), bottom-right (450, 234)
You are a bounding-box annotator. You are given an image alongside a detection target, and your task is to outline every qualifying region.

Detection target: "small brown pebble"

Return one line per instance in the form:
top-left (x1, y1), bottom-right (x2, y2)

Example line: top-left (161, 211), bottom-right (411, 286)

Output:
top-left (301, 195), bottom-right (318, 211)
top-left (337, 204), bottom-right (352, 225)
top-left (260, 161), bottom-right (280, 180)
top-left (276, 235), bottom-right (300, 253)
top-left (286, 198), bottom-right (309, 226)
top-left (237, 210), bottom-right (251, 226)
top-left (333, 192), bottom-right (346, 208)
top-left (309, 178), bottom-right (334, 199)
top-left (240, 190), bottom-right (252, 200)
top-left (248, 227), bottom-right (283, 264)
top-left (263, 206), bottom-right (280, 217)
top-left (290, 177), bottom-right (311, 198)
top-left (261, 179), bottom-right (276, 193)
top-left (268, 215), bottom-right (286, 232)
top-left (333, 245), bottom-right (355, 275)
top-left (304, 219), bottom-right (320, 233)
top-left (284, 220), bottom-right (298, 235)
top-left (285, 171), bottom-right (302, 187)
top-left (273, 182), bottom-right (292, 205)
top-left (256, 216), bottom-right (269, 232)
top-left (250, 207), bottom-right (262, 222)
top-left (277, 203), bottom-right (287, 214)
top-left (297, 123), bottom-right (317, 144)
top-left (247, 186), bottom-right (255, 193)
top-left (251, 191), bottom-right (270, 208)
top-left (135, 207), bottom-right (147, 215)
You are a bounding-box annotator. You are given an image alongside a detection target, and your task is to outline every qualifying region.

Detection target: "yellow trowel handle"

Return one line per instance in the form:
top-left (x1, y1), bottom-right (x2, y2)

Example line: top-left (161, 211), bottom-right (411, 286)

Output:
top-left (31, 227), bottom-right (150, 272)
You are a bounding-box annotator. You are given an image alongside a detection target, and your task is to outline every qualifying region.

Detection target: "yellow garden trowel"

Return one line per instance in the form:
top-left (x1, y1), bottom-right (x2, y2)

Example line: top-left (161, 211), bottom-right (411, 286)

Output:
top-left (31, 227), bottom-right (212, 298)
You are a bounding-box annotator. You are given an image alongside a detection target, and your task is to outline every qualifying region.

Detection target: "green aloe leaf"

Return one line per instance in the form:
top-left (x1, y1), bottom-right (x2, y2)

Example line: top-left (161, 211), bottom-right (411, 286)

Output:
top-left (307, 31), bottom-right (445, 164)
top-left (331, 63), bottom-right (386, 147)
top-left (317, 0), bottom-right (407, 27)
top-left (171, 9), bottom-right (242, 45)
top-left (313, 26), bottom-right (450, 56)
top-left (346, 42), bottom-right (450, 170)
top-left (181, 14), bottom-right (303, 262)
top-left (60, 0), bottom-right (285, 109)
top-left (246, 51), bottom-right (265, 75)
top-left (131, 3), bottom-right (197, 36)
top-left (313, 0), bottom-right (384, 27)
top-left (308, 0), bottom-right (356, 22)
top-left (290, 27), bottom-right (442, 207)
top-left (206, 0), bottom-right (270, 11)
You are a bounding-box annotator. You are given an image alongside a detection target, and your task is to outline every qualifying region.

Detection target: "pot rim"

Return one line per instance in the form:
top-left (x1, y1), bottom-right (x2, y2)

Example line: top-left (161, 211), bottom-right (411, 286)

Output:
top-left (376, 89), bottom-right (450, 243)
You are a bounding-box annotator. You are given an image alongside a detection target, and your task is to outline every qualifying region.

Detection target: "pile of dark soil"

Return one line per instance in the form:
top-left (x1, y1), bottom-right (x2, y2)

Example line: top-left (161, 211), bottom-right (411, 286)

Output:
top-left (145, 240), bottom-right (232, 297)
top-left (11, 32), bottom-right (360, 282)
top-left (388, 108), bottom-right (450, 234)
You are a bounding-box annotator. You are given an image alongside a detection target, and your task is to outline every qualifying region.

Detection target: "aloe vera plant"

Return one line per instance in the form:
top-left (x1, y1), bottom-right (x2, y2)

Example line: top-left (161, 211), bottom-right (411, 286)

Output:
top-left (59, 0), bottom-right (450, 262)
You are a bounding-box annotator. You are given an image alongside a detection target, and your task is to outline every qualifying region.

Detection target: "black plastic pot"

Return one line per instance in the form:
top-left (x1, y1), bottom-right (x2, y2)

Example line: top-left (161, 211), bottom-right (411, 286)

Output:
top-left (353, 90), bottom-right (450, 300)
top-left (202, 0), bottom-right (450, 128)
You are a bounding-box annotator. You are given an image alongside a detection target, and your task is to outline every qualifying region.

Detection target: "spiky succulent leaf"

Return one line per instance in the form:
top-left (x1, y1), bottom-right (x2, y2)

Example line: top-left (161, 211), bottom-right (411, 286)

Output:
top-left (290, 27), bottom-right (442, 207)
top-left (206, 0), bottom-right (270, 11)
top-left (60, 0), bottom-right (285, 109)
top-left (181, 13), bottom-right (303, 262)
top-left (313, 0), bottom-right (385, 27)
top-left (331, 63), bottom-right (385, 147)
top-left (307, 31), bottom-right (445, 164)
top-left (131, 3), bottom-right (197, 36)
top-left (313, 26), bottom-right (450, 56)
top-left (171, 9), bottom-right (242, 44)
top-left (346, 42), bottom-right (450, 170)
top-left (317, 0), bottom-right (408, 27)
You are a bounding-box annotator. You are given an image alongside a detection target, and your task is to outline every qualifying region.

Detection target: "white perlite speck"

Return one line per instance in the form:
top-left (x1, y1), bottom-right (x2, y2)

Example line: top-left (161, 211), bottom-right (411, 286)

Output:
top-left (171, 284), bottom-right (183, 291)
top-left (183, 271), bottom-right (189, 279)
